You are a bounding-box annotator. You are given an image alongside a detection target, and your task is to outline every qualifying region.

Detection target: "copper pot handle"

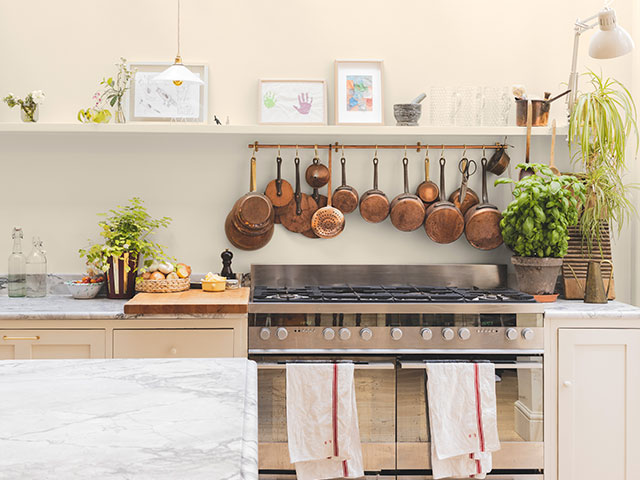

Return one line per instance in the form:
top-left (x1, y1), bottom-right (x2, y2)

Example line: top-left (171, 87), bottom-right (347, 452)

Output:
top-left (481, 158), bottom-right (489, 204)
top-left (373, 157), bottom-right (379, 189)
top-left (341, 157), bottom-right (347, 187)
top-left (276, 156), bottom-right (283, 196)
top-left (402, 157), bottom-right (409, 194)
top-left (250, 156), bottom-right (257, 193)
top-left (294, 157), bottom-right (302, 215)
top-left (439, 157), bottom-right (446, 200)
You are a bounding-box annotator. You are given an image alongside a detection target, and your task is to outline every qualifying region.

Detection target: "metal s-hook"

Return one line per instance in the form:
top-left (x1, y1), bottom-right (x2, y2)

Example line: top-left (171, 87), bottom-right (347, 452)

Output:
top-left (314, 144), bottom-right (318, 158)
top-left (424, 144), bottom-right (430, 160)
top-left (462, 144), bottom-right (467, 158)
top-left (341, 144), bottom-right (345, 158)
top-left (482, 145), bottom-right (486, 159)
top-left (277, 144), bottom-right (281, 157)
top-left (440, 145), bottom-right (445, 158)
top-left (295, 144), bottom-right (299, 157)
top-left (404, 145), bottom-right (408, 157)
top-left (375, 145), bottom-right (378, 158)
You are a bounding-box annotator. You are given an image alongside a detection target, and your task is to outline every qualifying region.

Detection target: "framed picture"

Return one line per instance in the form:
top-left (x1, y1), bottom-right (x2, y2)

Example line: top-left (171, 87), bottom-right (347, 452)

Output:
top-left (259, 79), bottom-right (327, 125)
top-left (334, 60), bottom-right (384, 125)
top-left (127, 62), bottom-right (208, 122)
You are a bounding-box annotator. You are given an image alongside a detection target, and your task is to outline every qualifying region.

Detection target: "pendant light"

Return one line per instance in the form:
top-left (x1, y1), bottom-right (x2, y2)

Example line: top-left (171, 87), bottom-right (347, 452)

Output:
top-left (155, 0), bottom-right (204, 86)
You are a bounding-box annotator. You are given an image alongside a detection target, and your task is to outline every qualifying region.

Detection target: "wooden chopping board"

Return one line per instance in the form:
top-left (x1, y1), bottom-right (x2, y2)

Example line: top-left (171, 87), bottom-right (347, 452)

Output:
top-left (124, 288), bottom-right (250, 315)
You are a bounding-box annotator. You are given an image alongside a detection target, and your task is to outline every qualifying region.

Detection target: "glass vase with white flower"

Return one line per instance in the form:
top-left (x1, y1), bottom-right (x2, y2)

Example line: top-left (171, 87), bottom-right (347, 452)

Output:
top-left (3, 90), bottom-right (45, 122)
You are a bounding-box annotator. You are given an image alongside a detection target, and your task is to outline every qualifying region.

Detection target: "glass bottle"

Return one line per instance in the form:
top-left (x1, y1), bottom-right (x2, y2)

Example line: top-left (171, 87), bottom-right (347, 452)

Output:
top-left (26, 236), bottom-right (47, 297)
top-left (8, 227), bottom-right (26, 297)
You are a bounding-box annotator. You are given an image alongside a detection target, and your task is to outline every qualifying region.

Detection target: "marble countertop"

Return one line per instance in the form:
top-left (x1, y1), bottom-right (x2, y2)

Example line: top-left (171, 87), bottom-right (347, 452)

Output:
top-left (0, 358), bottom-right (258, 480)
top-left (544, 298), bottom-right (640, 320)
top-left (0, 294), bottom-right (128, 319)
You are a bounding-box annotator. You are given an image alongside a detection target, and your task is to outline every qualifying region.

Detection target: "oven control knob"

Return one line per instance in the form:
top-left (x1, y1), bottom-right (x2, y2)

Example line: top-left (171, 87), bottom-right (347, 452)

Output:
top-left (522, 328), bottom-right (535, 341)
top-left (442, 328), bottom-right (455, 341)
top-left (505, 328), bottom-right (518, 341)
top-left (338, 328), bottom-right (351, 341)
top-left (276, 327), bottom-right (288, 340)
top-left (259, 328), bottom-right (271, 340)
top-left (421, 328), bottom-right (433, 341)
top-left (458, 328), bottom-right (471, 341)
top-left (360, 328), bottom-right (373, 341)
top-left (391, 328), bottom-right (403, 341)
top-left (323, 328), bottom-right (335, 340)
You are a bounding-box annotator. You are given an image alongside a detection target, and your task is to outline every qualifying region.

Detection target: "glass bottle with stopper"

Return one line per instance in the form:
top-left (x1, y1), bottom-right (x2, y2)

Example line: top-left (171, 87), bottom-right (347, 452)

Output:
top-left (26, 236), bottom-right (47, 297)
top-left (220, 249), bottom-right (236, 279)
top-left (8, 227), bottom-right (26, 297)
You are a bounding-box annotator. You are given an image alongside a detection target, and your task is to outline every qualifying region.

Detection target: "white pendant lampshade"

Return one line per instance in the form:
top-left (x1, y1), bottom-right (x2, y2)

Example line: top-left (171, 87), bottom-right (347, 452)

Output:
top-left (156, 0), bottom-right (204, 86)
top-left (588, 8), bottom-right (635, 59)
top-left (155, 56), bottom-right (204, 86)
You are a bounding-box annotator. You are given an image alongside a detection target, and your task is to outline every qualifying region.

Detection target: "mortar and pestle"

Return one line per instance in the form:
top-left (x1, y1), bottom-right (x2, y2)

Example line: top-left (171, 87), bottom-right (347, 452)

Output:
top-left (394, 93), bottom-right (425, 126)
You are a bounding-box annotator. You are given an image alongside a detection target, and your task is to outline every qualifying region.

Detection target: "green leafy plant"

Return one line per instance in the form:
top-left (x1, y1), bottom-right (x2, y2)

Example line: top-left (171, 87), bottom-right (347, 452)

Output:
top-left (79, 197), bottom-right (172, 272)
top-left (568, 70), bottom-right (638, 253)
top-left (496, 164), bottom-right (586, 258)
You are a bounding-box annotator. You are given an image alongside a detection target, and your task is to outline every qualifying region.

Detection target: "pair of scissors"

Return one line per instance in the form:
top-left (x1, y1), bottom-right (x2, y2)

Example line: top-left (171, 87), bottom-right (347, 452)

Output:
top-left (458, 158), bottom-right (477, 203)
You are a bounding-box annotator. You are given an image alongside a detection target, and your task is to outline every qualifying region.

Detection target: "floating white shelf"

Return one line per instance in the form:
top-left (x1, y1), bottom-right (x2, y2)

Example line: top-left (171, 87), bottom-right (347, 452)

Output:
top-left (0, 123), bottom-right (567, 136)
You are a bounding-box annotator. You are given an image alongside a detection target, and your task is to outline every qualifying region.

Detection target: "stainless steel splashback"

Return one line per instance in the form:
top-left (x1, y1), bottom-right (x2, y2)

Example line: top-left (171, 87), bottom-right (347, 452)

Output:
top-left (250, 264), bottom-right (508, 289)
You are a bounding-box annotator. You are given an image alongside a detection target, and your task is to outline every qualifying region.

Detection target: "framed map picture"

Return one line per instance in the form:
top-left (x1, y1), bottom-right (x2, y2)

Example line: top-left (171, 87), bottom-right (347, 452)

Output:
top-left (259, 79), bottom-right (327, 125)
top-left (334, 60), bottom-right (384, 125)
top-left (127, 62), bottom-right (208, 122)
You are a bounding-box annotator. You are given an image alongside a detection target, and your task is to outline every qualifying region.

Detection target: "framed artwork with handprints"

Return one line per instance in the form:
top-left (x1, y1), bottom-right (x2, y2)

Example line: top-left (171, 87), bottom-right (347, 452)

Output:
top-left (259, 80), bottom-right (327, 125)
top-left (127, 62), bottom-right (208, 122)
top-left (334, 60), bottom-right (384, 125)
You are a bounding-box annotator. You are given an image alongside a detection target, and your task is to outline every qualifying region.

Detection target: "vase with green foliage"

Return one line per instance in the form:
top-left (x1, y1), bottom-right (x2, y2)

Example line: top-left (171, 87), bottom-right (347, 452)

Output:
top-left (79, 198), bottom-right (172, 299)
top-left (568, 70), bottom-right (638, 254)
top-left (496, 164), bottom-right (586, 295)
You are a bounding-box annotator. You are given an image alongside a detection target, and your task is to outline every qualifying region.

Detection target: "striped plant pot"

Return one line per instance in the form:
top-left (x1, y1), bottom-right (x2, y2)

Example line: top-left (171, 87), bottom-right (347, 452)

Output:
top-left (106, 253), bottom-right (139, 299)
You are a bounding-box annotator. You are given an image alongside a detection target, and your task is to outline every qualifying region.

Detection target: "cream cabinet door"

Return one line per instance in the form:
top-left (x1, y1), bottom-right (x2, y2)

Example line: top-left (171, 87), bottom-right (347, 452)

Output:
top-left (0, 330), bottom-right (106, 359)
top-left (113, 329), bottom-right (235, 358)
top-left (558, 328), bottom-right (640, 480)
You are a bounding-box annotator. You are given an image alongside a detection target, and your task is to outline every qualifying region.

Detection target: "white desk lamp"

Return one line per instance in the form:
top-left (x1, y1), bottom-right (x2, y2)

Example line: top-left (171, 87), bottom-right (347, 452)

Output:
top-left (567, 6), bottom-right (634, 111)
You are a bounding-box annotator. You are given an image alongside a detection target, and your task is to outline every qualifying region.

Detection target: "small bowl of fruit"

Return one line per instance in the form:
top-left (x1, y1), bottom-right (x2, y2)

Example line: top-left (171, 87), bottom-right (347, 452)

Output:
top-left (136, 261), bottom-right (191, 293)
top-left (66, 276), bottom-right (105, 299)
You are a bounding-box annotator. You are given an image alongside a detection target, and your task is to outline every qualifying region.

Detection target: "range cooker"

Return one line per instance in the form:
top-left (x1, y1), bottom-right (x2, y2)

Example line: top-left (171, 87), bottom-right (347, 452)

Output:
top-left (249, 265), bottom-right (544, 480)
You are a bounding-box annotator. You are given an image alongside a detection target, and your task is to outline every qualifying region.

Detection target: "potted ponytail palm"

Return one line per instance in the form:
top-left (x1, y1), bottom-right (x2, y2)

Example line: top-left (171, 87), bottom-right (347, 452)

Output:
top-left (79, 198), bottom-right (172, 299)
top-left (496, 164), bottom-right (585, 296)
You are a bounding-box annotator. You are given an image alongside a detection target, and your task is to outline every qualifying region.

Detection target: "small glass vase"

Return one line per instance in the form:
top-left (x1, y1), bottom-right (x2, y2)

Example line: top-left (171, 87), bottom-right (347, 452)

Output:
top-left (20, 105), bottom-right (39, 123)
top-left (114, 100), bottom-right (126, 124)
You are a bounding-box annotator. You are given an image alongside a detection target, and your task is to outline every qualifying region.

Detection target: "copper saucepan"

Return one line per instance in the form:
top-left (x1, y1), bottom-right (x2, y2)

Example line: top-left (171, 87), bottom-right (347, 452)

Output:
top-left (280, 156), bottom-right (319, 233)
top-left (390, 157), bottom-right (426, 232)
top-left (424, 157), bottom-right (465, 244)
top-left (359, 156), bottom-right (390, 223)
top-left (464, 157), bottom-right (503, 250)
top-left (332, 154), bottom-right (359, 214)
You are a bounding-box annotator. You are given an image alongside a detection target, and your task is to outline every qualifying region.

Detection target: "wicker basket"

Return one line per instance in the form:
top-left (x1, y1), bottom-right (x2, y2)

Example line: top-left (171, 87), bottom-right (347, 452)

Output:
top-left (136, 277), bottom-right (190, 293)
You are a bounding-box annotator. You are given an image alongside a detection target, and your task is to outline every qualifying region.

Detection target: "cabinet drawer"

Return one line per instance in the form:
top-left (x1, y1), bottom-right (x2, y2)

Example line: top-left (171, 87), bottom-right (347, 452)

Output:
top-left (0, 329), bottom-right (106, 359)
top-left (113, 329), bottom-right (235, 358)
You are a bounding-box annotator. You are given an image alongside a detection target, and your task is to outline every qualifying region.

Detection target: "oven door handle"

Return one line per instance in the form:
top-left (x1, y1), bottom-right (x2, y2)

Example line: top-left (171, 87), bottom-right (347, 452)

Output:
top-left (399, 361), bottom-right (542, 369)
top-left (257, 361), bottom-right (396, 370)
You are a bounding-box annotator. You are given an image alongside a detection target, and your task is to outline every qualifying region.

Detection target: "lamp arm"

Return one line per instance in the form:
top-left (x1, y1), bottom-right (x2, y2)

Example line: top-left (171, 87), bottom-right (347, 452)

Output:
top-left (567, 14), bottom-right (599, 112)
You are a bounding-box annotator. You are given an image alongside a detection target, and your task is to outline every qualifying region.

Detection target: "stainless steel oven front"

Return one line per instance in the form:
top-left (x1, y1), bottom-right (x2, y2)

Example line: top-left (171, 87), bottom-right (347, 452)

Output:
top-left (250, 309), bottom-right (544, 479)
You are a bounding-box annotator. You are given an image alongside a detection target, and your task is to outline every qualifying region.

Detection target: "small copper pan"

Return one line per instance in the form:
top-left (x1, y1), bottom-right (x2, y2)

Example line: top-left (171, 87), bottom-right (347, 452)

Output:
top-left (359, 156), bottom-right (390, 223)
top-left (416, 151), bottom-right (439, 205)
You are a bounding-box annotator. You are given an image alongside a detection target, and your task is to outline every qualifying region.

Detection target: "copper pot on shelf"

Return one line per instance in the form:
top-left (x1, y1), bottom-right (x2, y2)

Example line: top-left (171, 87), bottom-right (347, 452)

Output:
top-left (515, 89), bottom-right (570, 127)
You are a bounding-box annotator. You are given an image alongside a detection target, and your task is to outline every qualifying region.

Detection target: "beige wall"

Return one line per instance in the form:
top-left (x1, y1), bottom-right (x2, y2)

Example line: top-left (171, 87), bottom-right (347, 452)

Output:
top-left (0, 0), bottom-right (637, 302)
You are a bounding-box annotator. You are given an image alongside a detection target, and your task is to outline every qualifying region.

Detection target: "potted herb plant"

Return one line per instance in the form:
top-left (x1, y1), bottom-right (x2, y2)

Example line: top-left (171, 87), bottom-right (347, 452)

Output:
top-left (79, 197), bottom-right (172, 299)
top-left (568, 70), bottom-right (638, 251)
top-left (496, 164), bottom-right (585, 297)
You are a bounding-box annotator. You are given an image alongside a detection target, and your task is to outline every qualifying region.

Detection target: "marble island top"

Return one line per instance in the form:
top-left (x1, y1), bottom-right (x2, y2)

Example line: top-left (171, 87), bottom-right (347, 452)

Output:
top-left (0, 358), bottom-right (258, 480)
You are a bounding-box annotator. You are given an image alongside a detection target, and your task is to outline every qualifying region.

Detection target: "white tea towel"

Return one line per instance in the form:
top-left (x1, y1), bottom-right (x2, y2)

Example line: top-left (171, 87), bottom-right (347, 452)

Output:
top-left (426, 362), bottom-right (500, 479)
top-left (286, 363), bottom-right (364, 480)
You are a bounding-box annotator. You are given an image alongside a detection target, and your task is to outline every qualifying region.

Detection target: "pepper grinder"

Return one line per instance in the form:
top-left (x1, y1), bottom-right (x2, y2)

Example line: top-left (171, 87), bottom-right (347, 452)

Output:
top-left (220, 249), bottom-right (236, 279)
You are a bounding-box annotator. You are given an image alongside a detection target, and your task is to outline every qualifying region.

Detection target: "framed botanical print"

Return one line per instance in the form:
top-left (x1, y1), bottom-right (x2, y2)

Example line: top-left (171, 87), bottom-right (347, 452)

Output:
top-left (127, 62), bottom-right (208, 122)
top-left (334, 60), bottom-right (384, 125)
top-left (258, 79), bottom-right (327, 125)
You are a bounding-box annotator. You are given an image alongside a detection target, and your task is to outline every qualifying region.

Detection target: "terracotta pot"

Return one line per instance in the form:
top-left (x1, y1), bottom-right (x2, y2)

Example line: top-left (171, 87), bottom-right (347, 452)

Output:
top-left (106, 252), bottom-right (138, 299)
top-left (511, 256), bottom-right (562, 295)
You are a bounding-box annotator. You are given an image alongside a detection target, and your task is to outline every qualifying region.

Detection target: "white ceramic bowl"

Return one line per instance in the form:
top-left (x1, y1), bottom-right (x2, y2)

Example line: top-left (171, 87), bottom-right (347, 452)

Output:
top-left (65, 281), bottom-right (104, 299)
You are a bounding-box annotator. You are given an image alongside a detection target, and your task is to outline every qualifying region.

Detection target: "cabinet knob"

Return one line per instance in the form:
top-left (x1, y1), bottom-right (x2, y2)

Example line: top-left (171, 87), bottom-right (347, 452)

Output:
top-left (170, 347), bottom-right (178, 355)
top-left (563, 380), bottom-right (572, 388)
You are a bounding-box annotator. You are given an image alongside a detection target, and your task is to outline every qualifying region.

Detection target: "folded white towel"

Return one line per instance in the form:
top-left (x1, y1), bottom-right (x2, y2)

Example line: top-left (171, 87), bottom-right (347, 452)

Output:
top-left (426, 362), bottom-right (500, 479)
top-left (286, 363), bottom-right (364, 480)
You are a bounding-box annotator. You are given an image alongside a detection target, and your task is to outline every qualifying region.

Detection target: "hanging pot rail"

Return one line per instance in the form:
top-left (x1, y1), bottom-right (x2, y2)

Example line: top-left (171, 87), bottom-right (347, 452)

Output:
top-left (248, 141), bottom-right (510, 153)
